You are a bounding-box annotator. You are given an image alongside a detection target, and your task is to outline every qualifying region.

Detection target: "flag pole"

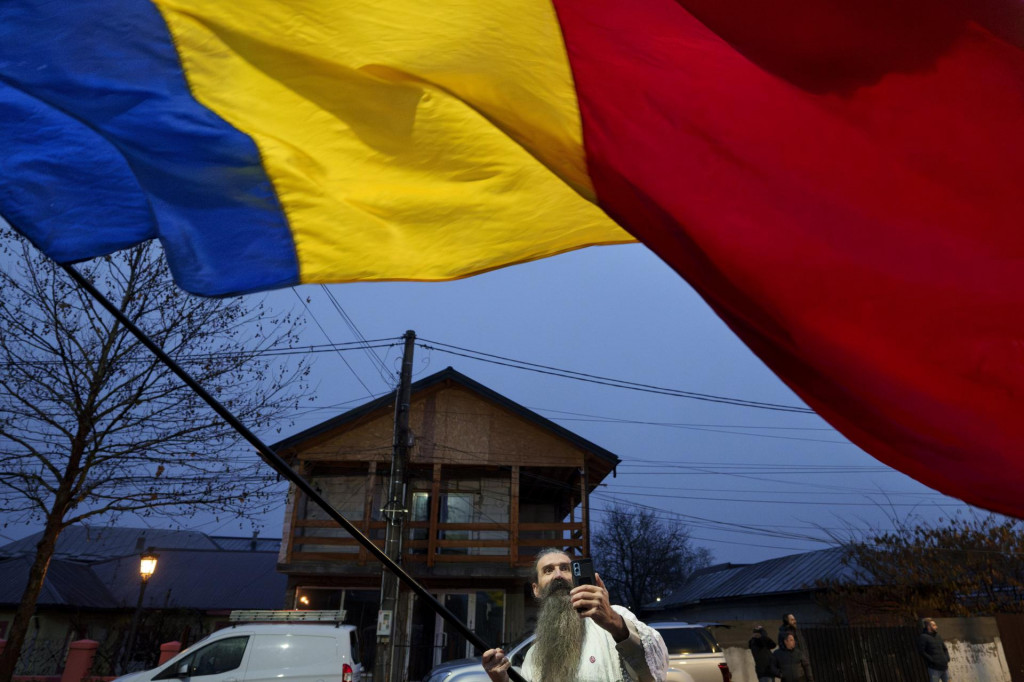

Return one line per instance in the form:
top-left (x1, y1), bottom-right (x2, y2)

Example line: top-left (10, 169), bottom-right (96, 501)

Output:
top-left (60, 263), bottom-right (528, 682)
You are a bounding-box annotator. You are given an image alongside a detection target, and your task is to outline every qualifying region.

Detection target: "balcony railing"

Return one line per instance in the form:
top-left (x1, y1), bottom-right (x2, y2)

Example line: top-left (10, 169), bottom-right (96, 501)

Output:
top-left (287, 519), bottom-right (584, 567)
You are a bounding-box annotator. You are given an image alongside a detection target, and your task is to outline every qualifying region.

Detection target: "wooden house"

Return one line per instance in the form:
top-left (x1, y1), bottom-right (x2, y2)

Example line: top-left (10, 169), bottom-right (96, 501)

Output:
top-left (272, 367), bottom-right (619, 679)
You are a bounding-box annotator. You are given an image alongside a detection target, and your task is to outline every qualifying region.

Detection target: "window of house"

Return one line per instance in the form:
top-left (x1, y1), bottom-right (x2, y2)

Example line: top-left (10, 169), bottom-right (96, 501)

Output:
top-left (438, 492), bottom-right (475, 554)
top-left (409, 480), bottom-right (509, 555)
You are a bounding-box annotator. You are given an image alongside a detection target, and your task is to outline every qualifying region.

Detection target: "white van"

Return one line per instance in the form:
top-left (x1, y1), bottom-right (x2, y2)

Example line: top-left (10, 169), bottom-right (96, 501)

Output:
top-left (115, 616), bottom-right (364, 682)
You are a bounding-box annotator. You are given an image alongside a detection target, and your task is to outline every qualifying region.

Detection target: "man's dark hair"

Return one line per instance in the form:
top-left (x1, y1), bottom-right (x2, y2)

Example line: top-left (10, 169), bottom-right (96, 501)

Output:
top-left (533, 547), bottom-right (570, 584)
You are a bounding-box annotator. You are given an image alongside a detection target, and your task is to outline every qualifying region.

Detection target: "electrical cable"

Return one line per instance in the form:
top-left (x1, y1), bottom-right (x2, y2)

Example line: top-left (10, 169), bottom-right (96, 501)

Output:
top-left (319, 285), bottom-right (396, 388)
top-left (417, 337), bottom-right (815, 413)
top-left (293, 289), bottom-right (377, 399)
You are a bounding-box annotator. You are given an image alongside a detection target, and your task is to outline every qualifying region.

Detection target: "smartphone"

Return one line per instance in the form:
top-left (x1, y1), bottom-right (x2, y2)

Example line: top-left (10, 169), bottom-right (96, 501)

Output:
top-left (571, 558), bottom-right (595, 587)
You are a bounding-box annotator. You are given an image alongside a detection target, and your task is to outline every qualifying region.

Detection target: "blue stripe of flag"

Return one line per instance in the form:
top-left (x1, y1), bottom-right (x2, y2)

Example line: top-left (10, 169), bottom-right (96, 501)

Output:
top-left (0, 0), bottom-right (299, 296)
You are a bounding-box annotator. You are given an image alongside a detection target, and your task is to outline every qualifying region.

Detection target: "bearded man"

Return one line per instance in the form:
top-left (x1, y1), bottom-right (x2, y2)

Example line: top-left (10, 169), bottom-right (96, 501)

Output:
top-left (482, 548), bottom-right (669, 682)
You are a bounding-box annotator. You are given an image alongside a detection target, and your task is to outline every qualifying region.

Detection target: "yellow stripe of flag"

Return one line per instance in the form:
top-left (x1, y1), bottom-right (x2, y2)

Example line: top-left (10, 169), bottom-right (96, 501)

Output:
top-left (153, 0), bottom-right (633, 283)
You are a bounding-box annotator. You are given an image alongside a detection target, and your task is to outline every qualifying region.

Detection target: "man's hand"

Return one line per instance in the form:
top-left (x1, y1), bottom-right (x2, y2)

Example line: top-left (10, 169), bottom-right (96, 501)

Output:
top-left (570, 573), bottom-right (629, 642)
top-left (481, 648), bottom-right (510, 682)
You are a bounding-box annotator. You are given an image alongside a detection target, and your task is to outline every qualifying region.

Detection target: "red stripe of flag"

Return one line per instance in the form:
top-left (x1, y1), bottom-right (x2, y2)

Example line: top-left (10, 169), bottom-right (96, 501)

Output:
top-left (555, 0), bottom-right (1024, 514)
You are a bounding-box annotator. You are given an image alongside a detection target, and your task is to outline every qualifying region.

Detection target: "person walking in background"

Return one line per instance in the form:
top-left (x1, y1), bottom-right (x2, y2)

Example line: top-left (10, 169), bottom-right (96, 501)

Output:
top-left (777, 614), bottom-right (813, 681)
top-left (778, 614), bottom-right (805, 657)
top-left (917, 618), bottom-right (952, 682)
top-left (770, 633), bottom-right (813, 682)
top-left (748, 625), bottom-right (776, 682)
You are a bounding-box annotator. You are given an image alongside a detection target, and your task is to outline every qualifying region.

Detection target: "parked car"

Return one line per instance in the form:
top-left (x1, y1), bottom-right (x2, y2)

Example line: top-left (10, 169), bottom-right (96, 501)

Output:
top-left (112, 622), bottom-right (364, 682)
top-left (423, 622), bottom-right (729, 682)
top-left (651, 622), bottom-right (731, 682)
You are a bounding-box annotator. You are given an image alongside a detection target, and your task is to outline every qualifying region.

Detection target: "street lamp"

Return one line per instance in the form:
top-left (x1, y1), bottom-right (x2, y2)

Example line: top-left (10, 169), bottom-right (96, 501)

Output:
top-left (139, 552), bottom-right (158, 581)
top-left (121, 549), bottom-right (159, 673)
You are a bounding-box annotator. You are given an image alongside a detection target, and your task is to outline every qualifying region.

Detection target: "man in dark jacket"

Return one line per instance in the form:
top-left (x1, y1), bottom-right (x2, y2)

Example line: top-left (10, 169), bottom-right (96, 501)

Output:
top-left (917, 618), bottom-right (951, 682)
top-left (748, 625), bottom-right (776, 682)
top-left (770, 633), bottom-right (813, 682)
top-left (778, 614), bottom-right (804, 657)
top-left (778, 613), bottom-right (812, 677)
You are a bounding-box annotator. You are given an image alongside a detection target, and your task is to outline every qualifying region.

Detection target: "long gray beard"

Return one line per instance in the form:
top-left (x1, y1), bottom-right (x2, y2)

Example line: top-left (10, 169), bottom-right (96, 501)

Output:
top-left (533, 581), bottom-right (586, 682)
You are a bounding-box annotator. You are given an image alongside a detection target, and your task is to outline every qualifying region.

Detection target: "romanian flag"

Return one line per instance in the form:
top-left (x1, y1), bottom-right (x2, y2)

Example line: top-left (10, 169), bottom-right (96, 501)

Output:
top-left (2, 1), bottom-right (1024, 516)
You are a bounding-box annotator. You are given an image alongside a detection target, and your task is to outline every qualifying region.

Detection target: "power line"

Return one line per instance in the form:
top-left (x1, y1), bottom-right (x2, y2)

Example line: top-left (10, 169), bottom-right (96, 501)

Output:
top-left (319, 285), bottom-right (396, 389)
top-left (545, 415), bottom-right (849, 444)
top-left (601, 489), bottom-right (963, 508)
top-left (417, 338), bottom-right (815, 414)
top-left (402, 438), bottom-right (863, 550)
top-left (0, 340), bottom-right (401, 366)
top-left (292, 289), bottom-right (378, 399)
top-left (406, 404), bottom-right (846, 445)
top-left (535, 407), bottom-right (838, 430)
top-left (605, 483), bottom-right (947, 498)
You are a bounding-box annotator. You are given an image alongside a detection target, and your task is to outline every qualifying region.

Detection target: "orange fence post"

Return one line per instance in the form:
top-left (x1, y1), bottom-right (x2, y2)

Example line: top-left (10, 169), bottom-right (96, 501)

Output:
top-left (158, 642), bottom-right (181, 665)
top-left (61, 640), bottom-right (99, 682)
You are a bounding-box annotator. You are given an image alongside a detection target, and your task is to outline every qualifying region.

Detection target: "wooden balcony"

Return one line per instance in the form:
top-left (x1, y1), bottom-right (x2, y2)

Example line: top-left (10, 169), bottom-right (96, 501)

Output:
top-left (286, 519), bottom-right (585, 568)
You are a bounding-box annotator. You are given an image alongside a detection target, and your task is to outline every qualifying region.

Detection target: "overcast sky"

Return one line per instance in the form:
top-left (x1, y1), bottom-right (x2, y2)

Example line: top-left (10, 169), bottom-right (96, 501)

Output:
top-left (1, 239), bottom-right (986, 565)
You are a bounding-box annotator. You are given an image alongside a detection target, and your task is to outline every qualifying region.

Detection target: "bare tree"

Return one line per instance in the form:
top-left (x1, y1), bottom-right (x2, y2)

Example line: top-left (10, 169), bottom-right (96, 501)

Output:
top-left (592, 502), bottom-right (712, 611)
top-left (0, 226), bottom-right (310, 680)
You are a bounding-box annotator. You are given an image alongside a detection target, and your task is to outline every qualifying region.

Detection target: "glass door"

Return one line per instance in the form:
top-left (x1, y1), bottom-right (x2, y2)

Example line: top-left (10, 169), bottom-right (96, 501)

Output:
top-left (408, 590), bottom-right (506, 680)
top-left (440, 593), bottom-right (472, 661)
top-left (408, 594), bottom-right (440, 682)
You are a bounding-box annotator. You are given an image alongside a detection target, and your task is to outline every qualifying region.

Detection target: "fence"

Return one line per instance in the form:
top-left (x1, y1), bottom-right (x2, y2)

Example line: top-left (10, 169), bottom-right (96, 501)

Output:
top-left (0, 639), bottom-right (181, 682)
top-left (803, 625), bottom-right (929, 682)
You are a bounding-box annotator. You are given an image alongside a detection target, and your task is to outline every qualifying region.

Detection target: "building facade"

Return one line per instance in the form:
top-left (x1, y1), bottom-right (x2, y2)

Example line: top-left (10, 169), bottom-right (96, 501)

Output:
top-left (273, 367), bottom-right (620, 680)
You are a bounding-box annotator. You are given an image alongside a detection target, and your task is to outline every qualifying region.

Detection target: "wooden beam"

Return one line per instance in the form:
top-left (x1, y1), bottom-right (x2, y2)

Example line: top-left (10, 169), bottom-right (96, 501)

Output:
top-left (409, 554), bottom-right (509, 564)
top-left (410, 539), bottom-right (509, 549)
top-left (428, 463), bottom-right (442, 566)
top-left (285, 460), bottom-right (307, 564)
top-left (292, 533), bottom-right (382, 544)
top-left (360, 462), bottom-right (377, 565)
top-left (519, 523), bottom-right (583, 531)
top-left (518, 538), bottom-right (584, 548)
top-left (296, 519), bottom-right (388, 529)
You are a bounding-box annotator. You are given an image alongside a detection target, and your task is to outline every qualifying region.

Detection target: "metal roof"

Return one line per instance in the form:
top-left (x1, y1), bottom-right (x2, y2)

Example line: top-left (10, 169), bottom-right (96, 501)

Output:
top-left (0, 526), bottom-right (286, 611)
top-left (652, 547), bottom-right (862, 608)
top-left (91, 549), bottom-right (287, 610)
top-left (0, 526), bottom-right (220, 561)
top-left (0, 556), bottom-right (114, 609)
top-left (211, 536), bottom-right (282, 553)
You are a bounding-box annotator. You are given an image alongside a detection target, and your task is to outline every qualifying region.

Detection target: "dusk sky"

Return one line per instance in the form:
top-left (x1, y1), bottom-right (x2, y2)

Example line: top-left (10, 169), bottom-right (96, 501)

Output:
top-left (1, 238), bottom-right (985, 565)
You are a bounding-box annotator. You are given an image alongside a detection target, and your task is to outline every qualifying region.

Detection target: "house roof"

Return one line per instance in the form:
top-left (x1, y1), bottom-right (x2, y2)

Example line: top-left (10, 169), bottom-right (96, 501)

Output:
top-left (211, 536), bottom-right (282, 553)
top-left (650, 547), bottom-right (861, 609)
top-left (91, 549), bottom-right (287, 610)
top-left (0, 526), bottom-right (285, 611)
top-left (0, 555), bottom-right (114, 608)
top-left (0, 525), bottom-right (220, 561)
top-left (272, 366), bottom-right (622, 473)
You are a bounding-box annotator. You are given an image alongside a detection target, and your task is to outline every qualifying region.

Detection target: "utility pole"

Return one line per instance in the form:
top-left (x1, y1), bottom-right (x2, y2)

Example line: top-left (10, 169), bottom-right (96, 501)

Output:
top-left (375, 330), bottom-right (415, 682)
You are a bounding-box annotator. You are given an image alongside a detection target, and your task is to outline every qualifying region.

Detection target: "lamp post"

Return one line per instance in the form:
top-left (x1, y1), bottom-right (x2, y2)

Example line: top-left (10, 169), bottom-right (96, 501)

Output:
top-left (120, 549), bottom-right (159, 674)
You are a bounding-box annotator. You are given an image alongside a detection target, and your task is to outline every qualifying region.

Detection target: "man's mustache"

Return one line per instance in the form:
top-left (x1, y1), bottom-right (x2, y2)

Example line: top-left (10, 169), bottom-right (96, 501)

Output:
top-left (543, 577), bottom-right (572, 597)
